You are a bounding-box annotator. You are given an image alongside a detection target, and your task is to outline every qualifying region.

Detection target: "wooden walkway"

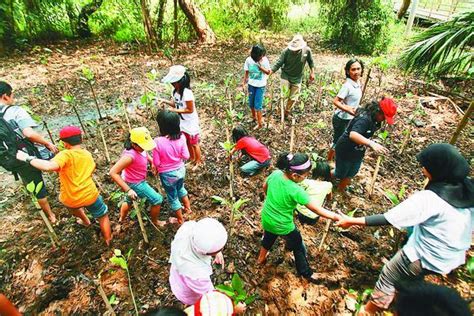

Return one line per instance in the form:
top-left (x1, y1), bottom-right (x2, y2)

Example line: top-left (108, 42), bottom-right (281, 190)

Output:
top-left (393, 0), bottom-right (474, 21)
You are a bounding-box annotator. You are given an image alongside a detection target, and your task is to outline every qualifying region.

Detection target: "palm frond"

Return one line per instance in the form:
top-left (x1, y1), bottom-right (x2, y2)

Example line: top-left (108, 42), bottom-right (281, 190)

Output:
top-left (399, 10), bottom-right (474, 78)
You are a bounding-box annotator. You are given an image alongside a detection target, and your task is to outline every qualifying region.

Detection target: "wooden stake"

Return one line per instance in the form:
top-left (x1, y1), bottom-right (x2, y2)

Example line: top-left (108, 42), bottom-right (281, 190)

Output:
top-left (71, 103), bottom-right (89, 139)
top-left (280, 95), bottom-right (285, 125)
top-left (133, 200), bottom-right (149, 243)
top-left (42, 120), bottom-right (55, 144)
top-left (121, 99), bottom-right (132, 131)
top-left (369, 155), bottom-right (383, 196)
top-left (318, 220), bottom-right (332, 251)
top-left (266, 83), bottom-right (274, 129)
top-left (97, 281), bottom-right (116, 316)
top-left (289, 118), bottom-right (296, 152)
top-left (449, 101), bottom-right (473, 145)
top-left (361, 68), bottom-right (372, 104)
top-left (89, 82), bottom-right (104, 120)
top-left (38, 210), bottom-right (60, 246)
top-left (97, 120), bottom-right (111, 163)
top-left (399, 128), bottom-right (411, 155)
top-left (93, 175), bottom-right (105, 193)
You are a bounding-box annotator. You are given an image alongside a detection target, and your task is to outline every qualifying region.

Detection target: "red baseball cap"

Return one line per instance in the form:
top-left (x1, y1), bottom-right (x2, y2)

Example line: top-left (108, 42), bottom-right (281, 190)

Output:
top-left (379, 98), bottom-right (397, 125)
top-left (59, 125), bottom-right (82, 139)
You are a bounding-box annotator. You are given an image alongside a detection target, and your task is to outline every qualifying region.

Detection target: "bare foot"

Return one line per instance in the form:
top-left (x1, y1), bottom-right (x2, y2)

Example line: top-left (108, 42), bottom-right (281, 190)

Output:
top-left (152, 220), bottom-right (167, 227)
top-left (48, 214), bottom-right (57, 224)
top-left (76, 218), bottom-right (91, 226)
top-left (191, 163), bottom-right (202, 172)
top-left (168, 217), bottom-right (178, 224)
top-left (253, 124), bottom-right (261, 130)
top-left (183, 207), bottom-right (192, 214)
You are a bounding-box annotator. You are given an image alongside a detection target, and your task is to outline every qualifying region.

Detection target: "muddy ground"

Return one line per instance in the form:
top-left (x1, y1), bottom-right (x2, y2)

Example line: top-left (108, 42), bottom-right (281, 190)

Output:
top-left (0, 36), bottom-right (472, 315)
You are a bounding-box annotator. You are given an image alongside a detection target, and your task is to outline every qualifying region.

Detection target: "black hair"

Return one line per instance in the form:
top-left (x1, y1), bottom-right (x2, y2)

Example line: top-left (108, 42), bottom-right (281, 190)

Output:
top-left (232, 126), bottom-right (249, 143)
top-left (124, 133), bottom-right (133, 150)
top-left (276, 152), bottom-right (311, 175)
top-left (394, 282), bottom-right (471, 316)
top-left (61, 135), bottom-right (82, 146)
top-left (143, 307), bottom-right (186, 316)
top-left (345, 58), bottom-right (364, 78)
top-left (156, 110), bottom-right (181, 140)
top-left (354, 100), bottom-right (383, 128)
top-left (312, 161), bottom-right (331, 181)
top-left (173, 72), bottom-right (191, 98)
top-left (0, 81), bottom-right (12, 98)
top-left (250, 44), bottom-right (266, 62)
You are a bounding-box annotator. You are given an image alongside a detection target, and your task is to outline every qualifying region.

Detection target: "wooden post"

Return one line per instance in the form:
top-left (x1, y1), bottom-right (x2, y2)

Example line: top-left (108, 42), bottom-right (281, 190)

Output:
top-left (38, 210), bottom-right (60, 247)
top-left (289, 118), bottom-right (296, 153)
top-left (133, 200), bottom-right (149, 243)
top-left (399, 128), bottom-right (411, 155)
top-left (449, 101), bottom-right (473, 145)
top-left (97, 281), bottom-right (116, 316)
top-left (361, 68), bottom-right (372, 103)
top-left (97, 120), bottom-right (111, 163)
top-left (71, 103), bottom-right (89, 139)
top-left (42, 120), bottom-right (55, 144)
top-left (89, 82), bottom-right (104, 120)
top-left (406, 0), bottom-right (419, 35)
top-left (318, 220), bottom-right (332, 251)
top-left (369, 156), bottom-right (383, 196)
top-left (121, 99), bottom-right (132, 131)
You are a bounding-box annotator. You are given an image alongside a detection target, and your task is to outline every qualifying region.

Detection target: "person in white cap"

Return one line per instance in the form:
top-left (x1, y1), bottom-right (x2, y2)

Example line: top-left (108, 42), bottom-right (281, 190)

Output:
top-left (161, 65), bottom-right (202, 170)
top-left (271, 34), bottom-right (315, 118)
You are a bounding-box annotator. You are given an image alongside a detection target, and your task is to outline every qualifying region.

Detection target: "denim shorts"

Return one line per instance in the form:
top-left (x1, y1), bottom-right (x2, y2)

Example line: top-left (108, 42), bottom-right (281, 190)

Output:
top-left (159, 166), bottom-right (188, 211)
top-left (334, 156), bottom-right (362, 179)
top-left (126, 181), bottom-right (163, 206)
top-left (84, 195), bottom-right (108, 218)
top-left (240, 158), bottom-right (270, 177)
top-left (248, 85), bottom-right (265, 111)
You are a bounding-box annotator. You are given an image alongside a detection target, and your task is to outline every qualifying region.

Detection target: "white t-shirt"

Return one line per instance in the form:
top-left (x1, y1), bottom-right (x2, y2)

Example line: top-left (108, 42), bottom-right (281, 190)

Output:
top-left (244, 56), bottom-right (270, 88)
top-left (173, 88), bottom-right (200, 136)
top-left (335, 78), bottom-right (362, 120)
top-left (385, 190), bottom-right (473, 274)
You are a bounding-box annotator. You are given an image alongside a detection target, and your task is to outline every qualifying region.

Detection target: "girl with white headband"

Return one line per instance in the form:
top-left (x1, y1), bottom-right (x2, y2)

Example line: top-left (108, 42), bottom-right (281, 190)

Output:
top-left (257, 152), bottom-right (340, 282)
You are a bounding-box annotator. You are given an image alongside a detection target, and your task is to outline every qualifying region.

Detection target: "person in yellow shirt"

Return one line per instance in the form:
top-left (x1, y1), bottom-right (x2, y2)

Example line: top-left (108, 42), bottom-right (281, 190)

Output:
top-left (16, 125), bottom-right (112, 245)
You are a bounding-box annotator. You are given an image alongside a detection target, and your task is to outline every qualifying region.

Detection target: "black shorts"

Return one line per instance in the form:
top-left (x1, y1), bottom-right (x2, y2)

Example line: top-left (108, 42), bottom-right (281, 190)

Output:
top-left (17, 164), bottom-right (48, 199)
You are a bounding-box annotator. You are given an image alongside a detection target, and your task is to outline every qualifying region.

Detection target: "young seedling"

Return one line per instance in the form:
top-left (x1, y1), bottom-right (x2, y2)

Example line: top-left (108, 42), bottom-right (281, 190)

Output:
top-left (62, 94), bottom-right (89, 139)
top-left (216, 273), bottom-right (257, 305)
top-left (280, 85), bottom-right (290, 124)
top-left (132, 200), bottom-right (149, 244)
top-left (80, 66), bottom-right (104, 120)
top-left (42, 120), bottom-right (55, 144)
top-left (384, 185), bottom-right (408, 250)
top-left (116, 99), bottom-right (132, 131)
top-left (211, 195), bottom-right (252, 235)
top-left (109, 249), bottom-right (138, 315)
top-left (26, 181), bottom-right (60, 247)
top-left (368, 130), bottom-right (389, 197)
top-left (96, 119), bottom-right (111, 164)
top-left (345, 288), bottom-right (373, 313)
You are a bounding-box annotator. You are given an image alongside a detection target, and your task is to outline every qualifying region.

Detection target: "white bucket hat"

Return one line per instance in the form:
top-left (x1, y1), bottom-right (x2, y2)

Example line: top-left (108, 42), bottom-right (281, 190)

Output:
top-left (162, 65), bottom-right (186, 83)
top-left (288, 34), bottom-right (306, 51)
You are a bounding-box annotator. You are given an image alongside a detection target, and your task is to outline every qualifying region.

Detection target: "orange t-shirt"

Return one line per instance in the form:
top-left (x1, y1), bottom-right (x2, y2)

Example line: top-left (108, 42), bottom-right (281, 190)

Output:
top-left (52, 148), bottom-right (99, 208)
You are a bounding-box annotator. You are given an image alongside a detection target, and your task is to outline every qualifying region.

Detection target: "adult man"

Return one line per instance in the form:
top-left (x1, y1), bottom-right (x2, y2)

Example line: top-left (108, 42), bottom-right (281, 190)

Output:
top-left (0, 81), bottom-right (58, 223)
top-left (271, 34), bottom-right (315, 118)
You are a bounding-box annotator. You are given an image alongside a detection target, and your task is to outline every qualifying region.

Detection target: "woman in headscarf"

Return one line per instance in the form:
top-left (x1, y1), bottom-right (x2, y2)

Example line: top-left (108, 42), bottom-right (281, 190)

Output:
top-left (169, 218), bottom-right (228, 305)
top-left (336, 143), bottom-right (474, 315)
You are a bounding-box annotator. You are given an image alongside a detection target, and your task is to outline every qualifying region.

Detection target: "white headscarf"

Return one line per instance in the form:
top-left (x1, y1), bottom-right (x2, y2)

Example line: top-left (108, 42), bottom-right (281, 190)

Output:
top-left (169, 218), bottom-right (228, 279)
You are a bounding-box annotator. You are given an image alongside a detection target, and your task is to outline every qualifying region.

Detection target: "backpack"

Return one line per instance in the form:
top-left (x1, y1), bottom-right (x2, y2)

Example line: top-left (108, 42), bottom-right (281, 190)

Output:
top-left (0, 106), bottom-right (40, 172)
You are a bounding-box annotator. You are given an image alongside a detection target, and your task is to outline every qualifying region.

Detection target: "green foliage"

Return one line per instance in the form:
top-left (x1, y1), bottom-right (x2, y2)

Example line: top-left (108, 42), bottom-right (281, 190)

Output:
top-left (385, 185), bottom-right (406, 206)
top-left (211, 196), bottom-right (249, 220)
top-left (219, 141), bottom-right (234, 152)
top-left (25, 180), bottom-right (44, 209)
top-left (347, 288), bottom-right (373, 312)
top-left (398, 11), bottom-right (474, 79)
top-left (216, 273), bottom-right (257, 305)
top-left (467, 256), bottom-right (474, 277)
top-left (318, 0), bottom-right (394, 55)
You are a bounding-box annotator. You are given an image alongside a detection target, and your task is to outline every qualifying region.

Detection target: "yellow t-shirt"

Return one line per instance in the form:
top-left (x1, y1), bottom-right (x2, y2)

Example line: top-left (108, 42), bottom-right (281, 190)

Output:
top-left (52, 148), bottom-right (99, 208)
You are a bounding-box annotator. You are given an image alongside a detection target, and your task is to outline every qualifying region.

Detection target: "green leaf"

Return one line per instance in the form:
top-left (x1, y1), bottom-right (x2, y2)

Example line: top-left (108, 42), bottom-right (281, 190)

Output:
top-left (232, 198), bottom-right (249, 212)
top-left (398, 185), bottom-right (406, 200)
top-left (114, 249), bottom-right (122, 257)
top-left (62, 95), bottom-right (75, 103)
top-left (346, 209), bottom-right (358, 217)
top-left (35, 181), bottom-right (43, 194)
top-left (235, 293), bottom-right (246, 303)
top-left (126, 248), bottom-right (133, 260)
top-left (108, 294), bottom-right (116, 305)
top-left (385, 190), bottom-right (399, 205)
top-left (231, 273), bottom-right (245, 296)
top-left (377, 130), bottom-right (389, 141)
top-left (244, 294), bottom-right (257, 305)
top-left (219, 141), bottom-right (234, 152)
top-left (26, 181), bottom-right (35, 193)
top-left (466, 256), bottom-right (474, 276)
top-left (211, 195), bottom-right (229, 206)
top-left (110, 257), bottom-right (127, 270)
top-left (216, 284), bottom-right (236, 297)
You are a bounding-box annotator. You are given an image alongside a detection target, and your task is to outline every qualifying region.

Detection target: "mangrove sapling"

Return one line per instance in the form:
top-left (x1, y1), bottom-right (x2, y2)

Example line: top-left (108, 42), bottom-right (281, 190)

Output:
top-left (345, 288), bottom-right (373, 313)
top-left (132, 200), bottom-right (149, 244)
top-left (211, 195), bottom-right (253, 234)
top-left (368, 130), bottom-right (389, 197)
top-left (216, 273), bottom-right (257, 305)
top-left (96, 119), bottom-right (111, 164)
top-left (80, 66), bottom-right (103, 120)
top-left (26, 181), bottom-right (60, 247)
top-left (109, 249), bottom-right (138, 315)
top-left (116, 99), bottom-right (131, 131)
top-left (62, 94), bottom-right (89, 139)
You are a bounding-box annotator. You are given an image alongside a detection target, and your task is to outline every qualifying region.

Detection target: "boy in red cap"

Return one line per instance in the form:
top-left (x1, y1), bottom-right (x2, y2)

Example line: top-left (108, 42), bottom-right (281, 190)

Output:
top-left (16, 125), bottom-right (112, 245)
top-left (332, 97), bottom-right (397, 191)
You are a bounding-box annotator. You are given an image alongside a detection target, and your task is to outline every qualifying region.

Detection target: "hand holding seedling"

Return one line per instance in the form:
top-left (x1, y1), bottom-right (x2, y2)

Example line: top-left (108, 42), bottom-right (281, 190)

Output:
top-left (234, 302), bottom-right (247, 314)
top-left (213, 251), bottom-right (225, 266)
top-left (45, 142), bottom-right (59, 154)
top-left (127, 189), bottom-right (138, 200)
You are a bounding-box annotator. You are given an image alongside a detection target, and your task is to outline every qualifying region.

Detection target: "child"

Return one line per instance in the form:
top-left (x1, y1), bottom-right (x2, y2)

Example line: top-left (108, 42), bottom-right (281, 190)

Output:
top-left (16, 126), bottom-right (112, 245)
top-left (161, 65), bottom-right (202, 170)
top-left (242, 44), bottom-right (271, 129)
top-left (336, 143), bottom-right (473, 314)
top-left (296, 161), bottom-right (333, 225)
top-left (109, 127), bottom-right (164, 226)
top-left (229, 126), bottom-right (271, 177)
top-left (0, 293), bottom-right (20, 316)
top-left (169, 218), bottom-right (228, 305)
top-left (153, 110), bottom-right (190, 225)
top-left (258, 153), bottom-right (340, 281)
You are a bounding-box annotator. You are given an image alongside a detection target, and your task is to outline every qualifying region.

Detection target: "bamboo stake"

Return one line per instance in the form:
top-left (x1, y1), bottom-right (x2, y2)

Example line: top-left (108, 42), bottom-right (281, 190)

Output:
top-left (289, 118), bottom-right (296, 153)
top-left (89, 82), bottom-right (104, 120)
top-left (42, 120), bottom-right (55, 144)
top-left (369, 156), bottom-right (383, 196)
top-left (280, 95), bottom-right (285, 125)
top-left (97, 120), bottom-right (111, 163)
top-left (38, 210), bottom-right (60, 246)
top-left (399, 128), bottom-right (411, 155)
top-left (318, 220), bottom-right (332, 251)
top-left (71, 103), bottom-right (89, 139)
top-left (132, 200), bottom-right (149, 243)
top-left (361, 68), bottom-right (372, 104)
top-left (93, 175), bottom-right (105, 193)
top-left (266, 83), bottom-right (274, 129)
top-left (97, 281), bottom-right (116, 316)
top-left (121, 99), bottom-right (132, 131)
top-left (449, 101), bottom-right (473, 145)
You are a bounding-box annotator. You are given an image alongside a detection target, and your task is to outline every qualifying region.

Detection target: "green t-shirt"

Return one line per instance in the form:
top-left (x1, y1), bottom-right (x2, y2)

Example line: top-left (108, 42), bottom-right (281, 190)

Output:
top-left (271, 47), bottom-right (314, 84)
top-left (261, 170), bottom-right (310, 235)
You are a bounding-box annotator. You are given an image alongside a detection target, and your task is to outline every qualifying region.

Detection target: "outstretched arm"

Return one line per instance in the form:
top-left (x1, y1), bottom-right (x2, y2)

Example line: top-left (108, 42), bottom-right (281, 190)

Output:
top-left (16, 150), bottom-right (59, 171)
top-left (305, 200), bottom-right (339, 221)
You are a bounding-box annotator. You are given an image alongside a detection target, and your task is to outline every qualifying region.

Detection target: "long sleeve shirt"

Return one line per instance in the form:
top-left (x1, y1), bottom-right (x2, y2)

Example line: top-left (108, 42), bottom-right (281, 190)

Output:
top-left (271, 47), bottom-right (314, 84)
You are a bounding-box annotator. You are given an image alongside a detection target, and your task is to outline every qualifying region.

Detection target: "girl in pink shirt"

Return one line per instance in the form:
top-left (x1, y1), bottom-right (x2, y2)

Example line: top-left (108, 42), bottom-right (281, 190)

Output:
top-left (153, 110), bottom-right (190, 224)
top-left (109, 127), bottom-right (165, 226)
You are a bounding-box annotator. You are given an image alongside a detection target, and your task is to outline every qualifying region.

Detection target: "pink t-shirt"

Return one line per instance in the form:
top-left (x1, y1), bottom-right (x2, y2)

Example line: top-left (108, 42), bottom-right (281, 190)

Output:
top-left (153, 135), bottom-right (190, 173)
top-left (121, 149), bottom-right (148, 183)
top-left (169, 266), bottom-right (213, 305)
top-left (235, 136), bottom-right (270, 163)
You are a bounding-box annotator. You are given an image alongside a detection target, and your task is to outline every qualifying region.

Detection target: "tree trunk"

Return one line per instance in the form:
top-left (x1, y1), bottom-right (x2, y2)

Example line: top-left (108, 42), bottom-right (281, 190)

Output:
top-left (140, 0), bottom-right (158, 53)
top-left (173, 0), bottom-right (178, 48)
top-left (178, 0), bottom-right (216, 44)
top-left (397, 0), bottom-right (412, 19)
top-left (77, 0), bottom-right (104, 38)
top-left (156, 0), bottom-right (167, 47)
